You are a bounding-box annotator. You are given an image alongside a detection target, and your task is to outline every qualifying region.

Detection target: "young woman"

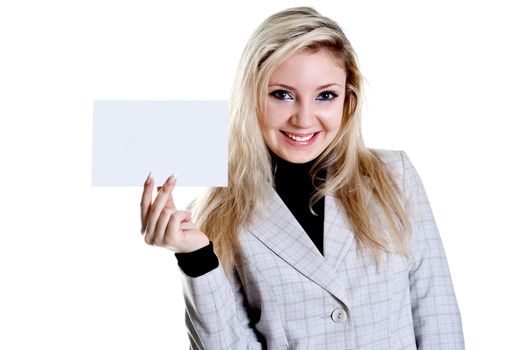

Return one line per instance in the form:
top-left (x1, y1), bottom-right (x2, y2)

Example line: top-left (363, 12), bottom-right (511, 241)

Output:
top-left (139, 7), bottom-right (464, 349)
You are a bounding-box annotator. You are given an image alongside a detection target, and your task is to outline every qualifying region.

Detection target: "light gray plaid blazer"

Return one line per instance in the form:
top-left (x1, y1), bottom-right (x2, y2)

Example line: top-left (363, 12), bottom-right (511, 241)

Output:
top-left (179, 149), bottom-right (464, 349)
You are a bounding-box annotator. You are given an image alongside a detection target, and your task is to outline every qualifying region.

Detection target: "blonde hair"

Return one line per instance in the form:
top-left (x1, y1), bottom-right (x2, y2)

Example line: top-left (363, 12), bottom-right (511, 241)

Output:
top-left (190, 6), bottom-right (411, 274)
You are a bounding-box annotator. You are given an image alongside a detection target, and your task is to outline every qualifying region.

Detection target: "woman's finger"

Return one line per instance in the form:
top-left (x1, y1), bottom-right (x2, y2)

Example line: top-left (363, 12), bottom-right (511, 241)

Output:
top-left (145, 209), bottom-right (189, 247)
top-left (157, 186), bottom-right (176, 209)
top-left (164, 210), bottom-right (192, 247)
top-left (145, 207), bottom-right (175, 246)
top-left (145, 174), bottom-right (177, 238)
top-left (140, 172), bottom-right (154, 234)
top-left (180, 218), bottom-right (196, 230)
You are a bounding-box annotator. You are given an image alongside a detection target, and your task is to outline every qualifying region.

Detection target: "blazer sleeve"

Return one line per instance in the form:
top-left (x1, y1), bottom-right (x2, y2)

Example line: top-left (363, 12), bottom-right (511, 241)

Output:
top-left (400, 151), bottom-right (465, 349)
top-left (178, 256), bottom-right (264, 350)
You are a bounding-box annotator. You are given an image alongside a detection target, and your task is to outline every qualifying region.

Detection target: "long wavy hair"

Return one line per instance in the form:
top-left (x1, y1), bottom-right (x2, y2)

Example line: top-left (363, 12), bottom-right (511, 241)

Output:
top-left (190, 6), bottom-right (412, 275)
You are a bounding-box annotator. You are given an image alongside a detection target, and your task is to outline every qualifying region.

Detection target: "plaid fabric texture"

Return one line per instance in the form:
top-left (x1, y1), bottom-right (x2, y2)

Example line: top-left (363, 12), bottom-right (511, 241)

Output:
top-left (179, 149), bottom-right (464, 349)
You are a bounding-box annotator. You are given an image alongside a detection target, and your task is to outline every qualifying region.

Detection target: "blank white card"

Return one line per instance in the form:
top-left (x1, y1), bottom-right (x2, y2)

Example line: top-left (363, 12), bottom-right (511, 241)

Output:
top-left (91, 100), bottom-right (228, 187)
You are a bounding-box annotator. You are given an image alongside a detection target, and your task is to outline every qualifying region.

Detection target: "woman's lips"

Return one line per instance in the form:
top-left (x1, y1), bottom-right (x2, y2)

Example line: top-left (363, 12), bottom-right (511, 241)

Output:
top-left (280, 130), bottom-right (320, 146)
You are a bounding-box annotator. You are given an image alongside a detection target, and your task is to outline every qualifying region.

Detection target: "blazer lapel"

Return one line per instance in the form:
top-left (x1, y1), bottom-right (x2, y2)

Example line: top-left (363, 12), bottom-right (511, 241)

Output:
top-left (323, 194), bottom-right (356, 272)
top-left (247, 187), bottom-right (352, 309)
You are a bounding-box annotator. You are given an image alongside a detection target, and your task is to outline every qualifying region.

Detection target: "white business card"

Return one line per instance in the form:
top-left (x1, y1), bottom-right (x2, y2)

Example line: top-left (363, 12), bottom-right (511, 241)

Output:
top-left (91, 100), bottom-right (228, 187)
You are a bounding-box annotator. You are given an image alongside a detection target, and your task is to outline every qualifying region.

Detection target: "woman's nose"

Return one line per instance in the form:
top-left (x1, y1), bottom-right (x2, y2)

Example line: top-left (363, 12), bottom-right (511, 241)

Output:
top-left (290, 102), bottom-right (316, 128)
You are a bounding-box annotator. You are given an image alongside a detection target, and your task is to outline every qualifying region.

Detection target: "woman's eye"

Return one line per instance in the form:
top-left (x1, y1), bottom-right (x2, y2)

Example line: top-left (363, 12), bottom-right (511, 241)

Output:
top-left (270, 90), bottom-right (293, 100)
top-left (317, 91), bottom-right (338, 101)
top-left (269, 89), bottom-right (338, 101)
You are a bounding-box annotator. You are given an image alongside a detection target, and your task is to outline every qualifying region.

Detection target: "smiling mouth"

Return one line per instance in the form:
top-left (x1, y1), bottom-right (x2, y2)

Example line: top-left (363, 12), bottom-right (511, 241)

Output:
top-left (280, 130), bottom-right (319, 141)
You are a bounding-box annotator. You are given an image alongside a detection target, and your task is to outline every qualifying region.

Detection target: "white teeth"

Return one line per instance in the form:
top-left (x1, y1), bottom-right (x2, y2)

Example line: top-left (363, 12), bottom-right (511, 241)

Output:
top-left (285, 132), bottom-right (316, 141)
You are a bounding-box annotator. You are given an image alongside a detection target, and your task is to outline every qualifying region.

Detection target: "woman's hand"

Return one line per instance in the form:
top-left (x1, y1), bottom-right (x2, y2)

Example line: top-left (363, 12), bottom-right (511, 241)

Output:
top-left (140, 173), bottom-right (210, 253)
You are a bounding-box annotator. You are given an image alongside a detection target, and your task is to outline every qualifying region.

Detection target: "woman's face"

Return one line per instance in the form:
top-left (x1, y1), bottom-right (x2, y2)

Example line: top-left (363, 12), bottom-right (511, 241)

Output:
top-left (261, 49), bottom-right (347, 164)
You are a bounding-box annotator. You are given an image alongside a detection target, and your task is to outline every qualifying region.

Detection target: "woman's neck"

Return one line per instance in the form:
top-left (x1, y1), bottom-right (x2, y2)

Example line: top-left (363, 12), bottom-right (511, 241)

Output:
top-left (269, 149), bottom-right (326, 187)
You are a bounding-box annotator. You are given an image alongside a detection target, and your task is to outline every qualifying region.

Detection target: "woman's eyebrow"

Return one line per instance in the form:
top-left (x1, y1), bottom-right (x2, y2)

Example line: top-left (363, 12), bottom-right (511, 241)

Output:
top-left (268, 83), bottom-right (343, 91)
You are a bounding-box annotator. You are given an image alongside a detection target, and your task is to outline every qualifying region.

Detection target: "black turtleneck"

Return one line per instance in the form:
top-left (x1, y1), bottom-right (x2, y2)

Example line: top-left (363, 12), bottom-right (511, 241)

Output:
top-left (175, 151), bottom-right (327, 277)
top-left (270, 149), bottom-right (326, 255)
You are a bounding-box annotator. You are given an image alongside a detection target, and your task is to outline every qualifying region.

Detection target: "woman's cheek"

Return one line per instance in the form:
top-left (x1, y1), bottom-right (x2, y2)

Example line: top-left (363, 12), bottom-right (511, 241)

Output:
top-left (266, 103), bottom-right (291, 124)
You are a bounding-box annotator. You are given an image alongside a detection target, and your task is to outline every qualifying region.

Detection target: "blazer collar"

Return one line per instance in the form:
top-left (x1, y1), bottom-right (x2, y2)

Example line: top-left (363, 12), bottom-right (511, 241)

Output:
top-left (247, 187), bottom-right (356, 309)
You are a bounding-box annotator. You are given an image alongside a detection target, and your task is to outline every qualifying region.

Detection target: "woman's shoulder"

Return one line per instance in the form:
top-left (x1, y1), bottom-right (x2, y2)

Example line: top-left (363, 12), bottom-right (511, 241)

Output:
top-left (368, 148), bottom-right (420, 196)
top-left (368, 148), bottom-right (427, 200)
top-left (369, 147), bottom-right (405, 178)
top-left (369, 147), bottom-right (404, 164)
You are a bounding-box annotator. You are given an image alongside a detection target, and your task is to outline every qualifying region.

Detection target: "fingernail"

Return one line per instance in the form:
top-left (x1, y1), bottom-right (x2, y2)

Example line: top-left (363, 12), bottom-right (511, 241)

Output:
top-left (168, 172), bottom-right (177, 185)
top-left (146, 171), bottom-right (152, 185)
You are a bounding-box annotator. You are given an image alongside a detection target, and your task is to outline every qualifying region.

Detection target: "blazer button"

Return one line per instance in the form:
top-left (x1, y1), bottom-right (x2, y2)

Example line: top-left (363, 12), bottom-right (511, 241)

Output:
top-left (331, 308), bottom-right (347, 323)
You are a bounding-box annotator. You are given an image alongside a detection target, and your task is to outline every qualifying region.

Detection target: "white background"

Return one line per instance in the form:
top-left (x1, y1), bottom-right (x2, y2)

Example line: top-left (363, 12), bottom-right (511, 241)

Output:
top-left (1, 1), bottom-right (524, 349)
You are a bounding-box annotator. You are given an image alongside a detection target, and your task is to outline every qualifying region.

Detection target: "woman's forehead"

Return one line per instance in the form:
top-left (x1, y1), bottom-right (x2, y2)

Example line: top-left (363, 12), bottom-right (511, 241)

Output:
top-left (268, 50), bottom-right (346, 88)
